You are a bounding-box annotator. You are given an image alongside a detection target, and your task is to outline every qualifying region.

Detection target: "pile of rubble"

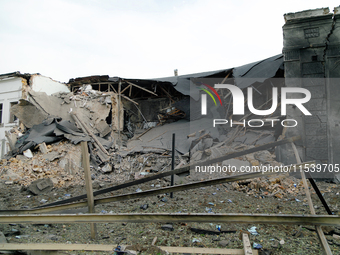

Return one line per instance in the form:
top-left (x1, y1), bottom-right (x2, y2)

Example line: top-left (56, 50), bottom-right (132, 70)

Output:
top-left (0, 79), bottom-right (310, 200)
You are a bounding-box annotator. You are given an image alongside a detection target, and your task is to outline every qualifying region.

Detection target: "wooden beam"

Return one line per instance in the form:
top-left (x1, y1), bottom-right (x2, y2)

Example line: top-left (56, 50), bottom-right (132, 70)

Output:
top-left (242, 233), bottom-right (253, 255)
top-left (0, 213), bottom-right (339, 226)
top-left (81, 141), bottom-right (97, 240)
top-left (0, 243), bottom-right (117, 252)
top-left (291, 142), bottom-right (333, 255)
top-left (220, 71), bottom-right (232, 85)
top-left (118, 80), bottom-right (122, 145)
top-left (160, 246), bottom-right (258, 255)
top-left (125, 80), bottom-right (158, 96)
top-left (134, 127), bottom-right (152, 140)
top-left (70, 112), bottom-right (110, 157)
top-left (110, 84), bottom-right (117, 93)
top-left (159, 85), bottom-right (174, 102)
top-left (121, 94), bottom-right (139, 105)
top-left (120, 84), bottom-right (131, 94)
top-left (0, 243), bottom-right (259, 254)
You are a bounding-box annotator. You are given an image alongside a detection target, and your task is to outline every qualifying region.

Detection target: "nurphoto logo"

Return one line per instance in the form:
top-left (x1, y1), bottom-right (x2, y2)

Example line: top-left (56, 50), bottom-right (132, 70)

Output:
top-left (200, 84), bottom-right (311, 128)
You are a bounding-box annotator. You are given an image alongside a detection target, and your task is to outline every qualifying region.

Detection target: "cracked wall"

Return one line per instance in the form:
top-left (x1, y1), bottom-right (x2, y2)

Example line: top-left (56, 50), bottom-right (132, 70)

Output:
top-left (279, 7), bottom-right (340, 177)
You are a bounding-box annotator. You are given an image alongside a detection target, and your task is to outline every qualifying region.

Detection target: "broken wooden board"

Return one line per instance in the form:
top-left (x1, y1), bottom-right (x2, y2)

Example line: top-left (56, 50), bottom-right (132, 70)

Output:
top-left (0, 243), bottom-right (258, 254)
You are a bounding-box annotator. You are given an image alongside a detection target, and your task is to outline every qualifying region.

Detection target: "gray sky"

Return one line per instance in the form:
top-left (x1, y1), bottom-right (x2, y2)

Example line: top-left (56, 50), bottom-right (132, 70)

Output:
top-left (0, 0), bottom-right (339, 83)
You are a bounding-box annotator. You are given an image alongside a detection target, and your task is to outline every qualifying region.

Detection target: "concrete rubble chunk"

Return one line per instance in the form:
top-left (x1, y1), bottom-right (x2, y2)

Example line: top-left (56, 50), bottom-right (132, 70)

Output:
top-left (28, 178), bottom-right (53, 195)
top-left (101, 163), bottom-right (113, 173)
top-left (10, 99), bottom-right (48, 128)
top-left (42, 151), bottom-right (62, 162)
top-left (161, 224), bottom-right (174, 231)
top-left (95, 119), bottom-right (111, 137)
top-left (39, 142), bottom-right (49, 154)
top-left (23, 149), bottom-right (33, 158)
top-left (218, 239), bottom-right (229, 247)
top-left (0, 231), bottom-right (7, 243)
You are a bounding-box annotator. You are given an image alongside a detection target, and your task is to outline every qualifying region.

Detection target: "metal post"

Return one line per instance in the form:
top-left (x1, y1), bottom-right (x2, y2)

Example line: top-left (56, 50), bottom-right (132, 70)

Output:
top-left (170, 133), bottom-right (175, 198)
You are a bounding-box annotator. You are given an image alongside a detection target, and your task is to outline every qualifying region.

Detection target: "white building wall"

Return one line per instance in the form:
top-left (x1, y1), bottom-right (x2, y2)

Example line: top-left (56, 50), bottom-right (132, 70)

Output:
top-left (0, 77), bottom-right (23, 157)
top-left (30, 75), bottom-right (70, 95)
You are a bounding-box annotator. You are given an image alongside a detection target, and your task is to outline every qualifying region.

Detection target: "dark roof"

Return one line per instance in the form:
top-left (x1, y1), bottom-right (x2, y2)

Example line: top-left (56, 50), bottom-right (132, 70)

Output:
top-left (68, 54), bottom-right (284, 100)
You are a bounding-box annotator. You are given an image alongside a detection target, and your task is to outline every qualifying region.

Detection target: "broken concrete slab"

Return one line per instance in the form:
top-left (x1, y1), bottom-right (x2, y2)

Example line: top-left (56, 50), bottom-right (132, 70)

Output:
top-left (42, 151), bottom-right (62, 162)
top-left (10, 99), bottom-right (48, 128)
top-left (95, 119), bottom-right (111, 137)
top-left (28, 178), bottom-right (53, 195)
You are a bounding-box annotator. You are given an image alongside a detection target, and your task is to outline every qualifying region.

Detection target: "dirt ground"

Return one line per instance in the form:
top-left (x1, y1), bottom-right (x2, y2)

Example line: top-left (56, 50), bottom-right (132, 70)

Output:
top-left (1, 171), bottom-right (340, 255)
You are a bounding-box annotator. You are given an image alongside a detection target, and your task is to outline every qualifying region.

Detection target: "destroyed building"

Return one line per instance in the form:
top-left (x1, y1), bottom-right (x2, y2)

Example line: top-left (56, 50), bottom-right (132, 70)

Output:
top-left (1, 7), bottom-right (340, 185)
top-left (1, 6), bottom-right (340, 255)
top-left (0, 72), bottom-right (70, 157)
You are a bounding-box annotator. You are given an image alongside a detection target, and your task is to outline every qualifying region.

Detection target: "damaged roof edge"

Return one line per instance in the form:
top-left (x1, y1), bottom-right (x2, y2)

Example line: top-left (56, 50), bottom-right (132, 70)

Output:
top-left (146, 53), bottom-right (283, 98)
top-left (68, 53), bottom-right (283, 100)
top-left (0, 71), bottom-right (33, 81)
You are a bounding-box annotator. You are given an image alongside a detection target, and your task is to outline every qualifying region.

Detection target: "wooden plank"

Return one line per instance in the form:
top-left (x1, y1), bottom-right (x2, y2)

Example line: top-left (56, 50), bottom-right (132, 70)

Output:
top-left (120, 84), bottom-right (131, 94)
top-left (121, 94), bottom-right (139, 105)
top-left (36, 136), bottom-right (301, 209)
top-left (291, 142), bottom-right (333, 255)
top-left (147, 131), bottom-right (167, 142)
top-left (134, 127), bottom-right (152, 140)
top-left (0, 243), bottom-right (258, 254)
top-left (242, 233), bottom-right (253, 255)
top-left (81, 141), bottom-right (97, 240)
top-left (0, 213), bottom-right (339, 226)
top-left (110, 84), bottom-right (117, 93)
top-left (151, 236), bottom-right (157, 246)
top-left (125, 80), bottom-right (158, 96)
top-left (0, 243), bottom-right (116, 251)
top-left (118, 80), bottom-right (122, 145)
top-left (220, 71), bottom-right (232, 85)
top-left (159, 246), bottom-right (258, 255)
top-left (71, 112), bottom-right (110, 157)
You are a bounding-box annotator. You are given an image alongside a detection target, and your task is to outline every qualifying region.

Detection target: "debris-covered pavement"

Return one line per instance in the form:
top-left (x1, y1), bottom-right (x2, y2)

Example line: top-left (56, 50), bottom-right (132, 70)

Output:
top-left (1, 125), bottom-right (340, 254)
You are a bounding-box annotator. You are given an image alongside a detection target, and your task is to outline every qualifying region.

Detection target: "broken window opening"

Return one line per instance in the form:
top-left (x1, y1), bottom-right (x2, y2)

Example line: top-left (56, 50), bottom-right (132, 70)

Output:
top-left (9, 102), bottom-right (18, 123)
top-left (106, 105), bottom-right (112, 125)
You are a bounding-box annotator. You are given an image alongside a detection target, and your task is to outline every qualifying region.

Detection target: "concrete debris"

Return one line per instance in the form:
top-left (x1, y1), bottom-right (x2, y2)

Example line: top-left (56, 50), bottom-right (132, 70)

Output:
top-left (101, 163), bottom-right (113, 173)
top-left (42, 151), bottom-right (62, 162)
top-left (28, 178), bottom-right (53, 195)
top-left (0, 231), bottom-right (7, 243)
top-left (161, 224), bottom-right (174, 231)
top-left (23, 149), bottom-right (33, 158)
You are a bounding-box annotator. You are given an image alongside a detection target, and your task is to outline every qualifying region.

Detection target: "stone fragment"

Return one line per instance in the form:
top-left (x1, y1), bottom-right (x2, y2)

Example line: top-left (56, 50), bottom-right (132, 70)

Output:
top-left (161, 224), bottom-right (174, 231)
top-left (28, 178), bottom-right (53, 195)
